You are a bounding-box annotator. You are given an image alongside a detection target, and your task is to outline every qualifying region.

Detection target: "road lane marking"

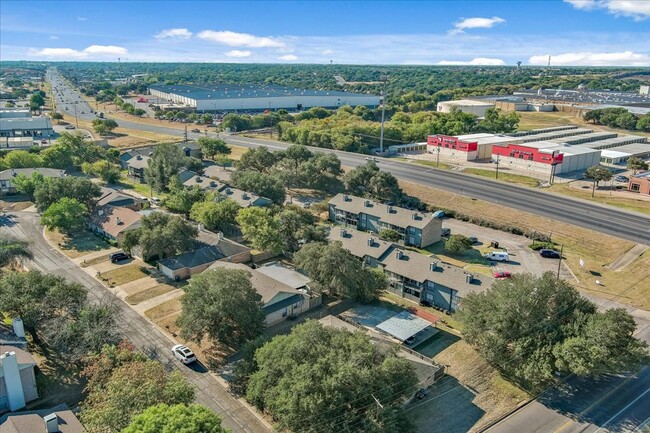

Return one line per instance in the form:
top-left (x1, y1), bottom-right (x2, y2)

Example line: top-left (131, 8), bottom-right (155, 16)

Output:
top-left (593, 387), bottom-right (650, 433)
top-left (551, 374), bottom-right (637, 433)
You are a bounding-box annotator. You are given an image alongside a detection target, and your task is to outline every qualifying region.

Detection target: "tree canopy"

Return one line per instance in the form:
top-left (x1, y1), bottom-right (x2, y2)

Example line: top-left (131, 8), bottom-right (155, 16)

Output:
top-left (444, 234), bottom-right (473, 254)
top-left (245, 321), bottom-right (418, 433)
top-left (189, 198), bottom-right (240, 233)
top-left (343, 161), bottom-right (402, 203)
top-left (0, 235), bottom-right (32, 269)
top-left (121, 212), bottom-right (198, 260)
top-left (41, 197), bottom-right (88, 232)
top-left (457, 272), bottom-right (649, 387)
top-left (34, 176), bottom-right (102, 212)
top-left (144, 143), bottom-right (190, 192)
top-left (236, 146), bottom-right (278, 173)
top-left (177, 268), bottom-right (265, 349)
top-left (230, 170), bottom-right (286, 205)
top-left (198, 136), bottom-right (231, 160)
top-left (235, 207), bottom-right (284, 253)
top-left (122, 403), bottom-right (230, 433)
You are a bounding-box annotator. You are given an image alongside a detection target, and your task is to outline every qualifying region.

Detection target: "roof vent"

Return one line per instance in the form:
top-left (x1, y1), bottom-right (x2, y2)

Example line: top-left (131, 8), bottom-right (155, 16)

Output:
top-left (465, 274), bottom-right (473, 284)
top-left (395, 250), bottom-right (403, 259)
top-left (364, 200), bottom-right (371, 207)
top-left (195, 176), bottom-right (202, 182)
top-left (116, 217), bottom-right (123, 225)
top-left (429, 261), bottom-right (438, 272)
top-left (344, 194), bottom-right (350, 201)
top-left (44, 413), bottom-right (59, 433)
top-left (340, 228), bottom-right (347, 237)
top-left (367, 237), bottom-right (374, 246)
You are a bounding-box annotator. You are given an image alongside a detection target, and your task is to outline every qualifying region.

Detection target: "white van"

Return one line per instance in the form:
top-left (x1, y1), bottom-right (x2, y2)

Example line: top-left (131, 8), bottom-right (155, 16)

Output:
top-left (484, 251), bottom-right (509, 262)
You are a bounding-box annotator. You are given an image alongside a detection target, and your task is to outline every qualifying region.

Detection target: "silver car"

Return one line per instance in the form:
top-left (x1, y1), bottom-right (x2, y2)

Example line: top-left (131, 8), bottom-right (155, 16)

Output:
top-left (172, 344), bottom-right (197, 364)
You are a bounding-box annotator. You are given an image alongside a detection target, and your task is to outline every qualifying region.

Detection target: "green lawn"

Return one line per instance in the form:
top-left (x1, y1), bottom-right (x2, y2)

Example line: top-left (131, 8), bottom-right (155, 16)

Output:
top-left (46, 229), bottom-right (111, 259)
top-left (418, 240), bottom-right (490, 266)
top-left (98, 264), bottom-right (148, 287)
top-left (118, 171), bottom-right (167, 199)
top-left (80, 254), bottom-right (110, 267)
top-left (125, 284), bottom-right (177, 305)
top-left (462, 168), bottom-right (540, 187)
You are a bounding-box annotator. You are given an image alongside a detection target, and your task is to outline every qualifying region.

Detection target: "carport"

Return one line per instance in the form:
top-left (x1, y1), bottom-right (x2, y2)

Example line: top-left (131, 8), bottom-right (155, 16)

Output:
top-left (376, 311), bottom-right (438, 346)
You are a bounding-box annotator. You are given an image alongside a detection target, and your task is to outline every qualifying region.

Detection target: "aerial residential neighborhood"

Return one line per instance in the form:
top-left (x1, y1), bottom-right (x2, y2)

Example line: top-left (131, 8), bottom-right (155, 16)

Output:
top-left (1, 1), bottom-right (650, 433)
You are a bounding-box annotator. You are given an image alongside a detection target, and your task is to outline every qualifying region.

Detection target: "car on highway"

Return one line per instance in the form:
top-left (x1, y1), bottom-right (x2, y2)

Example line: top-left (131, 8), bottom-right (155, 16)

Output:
top-left (40, 139), bottom-right (48, 144)
top-left (365, 156), bottom-right (377, 161)
top-left (172, 344), bottom-right (197, 364)
top-left (191, 128), bottom-right (201, 133)
top-left (539, 249), bottom-right (561, 259)
top-left (109, 251), bottom-right (130, 263)
top-left (493, 271), bottom-right (512, 279)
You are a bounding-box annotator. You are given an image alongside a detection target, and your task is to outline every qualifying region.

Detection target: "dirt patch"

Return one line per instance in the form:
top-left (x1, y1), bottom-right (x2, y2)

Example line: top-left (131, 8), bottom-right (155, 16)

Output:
top-left (0, 197), bottom-right (34, 211)
top-left (80, 254), bottom-right (110, 267)
top-left (45, 229), bottom-right (111, 259)
top-left (550, 182), bottom-right (650, 215)
top-left (400, 181), bottom-right (650, 308)
top-left (144, 296), bottom-right (183, 321)
top-left (98, 264), bottom-right (148, 287)
top-left (125, 284), bottom-right (177, 305)
top-left (462, 168), bottom-right (540, 188)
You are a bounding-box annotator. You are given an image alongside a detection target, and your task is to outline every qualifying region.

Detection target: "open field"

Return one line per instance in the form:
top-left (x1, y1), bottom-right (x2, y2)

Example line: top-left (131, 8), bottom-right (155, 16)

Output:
top-left (44, 229), bottom-right (110, 259)
top-left (517, 111), bottom-right (650, 139)
top-left (462, 168), bottom-right (540, 188)
top-left (125, 284), bottom-right (177, 305)
top-left (549, 182), bottom-right (650, 215)
top-left (400, 180), bottom-right (650, 309)
top-left (98, 264), bottom-right (148, 287)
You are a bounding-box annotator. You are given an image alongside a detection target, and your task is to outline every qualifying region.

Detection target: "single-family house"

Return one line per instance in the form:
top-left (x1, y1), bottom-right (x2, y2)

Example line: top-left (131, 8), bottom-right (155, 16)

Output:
top-left (0, 168), bottom-right (66, 196)
top-left (88, 206), bottom-right (142, 242)
top-left (125, 155), bottom-right (150, 183)
top-left (0, 403), bottom-right (86, 433)
top-left (0, 347), bottom-right (38, 412)
top-left (156, 228), bottom-right (251, 280)
top-left (328, 193), bottom-right (441, 248)
top-left (205, 261), bottom-right (319, 325)
top-left (218, 186), bottom-right (272, 207)
top-left (97, 188), bottom-right (143, 210)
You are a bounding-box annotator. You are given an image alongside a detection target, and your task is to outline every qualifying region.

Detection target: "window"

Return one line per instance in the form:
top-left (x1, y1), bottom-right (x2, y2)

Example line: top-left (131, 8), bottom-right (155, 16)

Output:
top-left (282, 309), bottom-right (288, 317)
top-left (631, 183), bottom-right (640, 192)
top-left (409, 236), bottom-right (415, 244)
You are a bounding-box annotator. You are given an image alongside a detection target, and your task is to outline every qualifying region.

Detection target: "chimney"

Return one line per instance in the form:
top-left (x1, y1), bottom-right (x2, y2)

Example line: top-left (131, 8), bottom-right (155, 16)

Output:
top-left (412, 212), bottom-right (418, 220)
top-left (98, 209), bottom-right (104, 216)
top-left (197, 223), bottom-right (204, 231)
top-left (387, 205), bottom-right (393, 213)
top-left (429, 261), bottom-right (438, 272)
top-left (395, 250), bottom-right (403, 259)
top-left (367, 237), bottom-right (374, 246)
top-left (195, 176), bottom-right (202, 182)
top-left (465, 274), bottom-right (473, 284)
top-left (217, 232), bottom-right (224, 240)
top-left (344, 194), bottom-right (350, 201)
top-left (136, 155), bottom-right (142, 160)
top-left (116, 217), bottom-right (123, 225)
top-left (0, 351), bottom-right (26, 411)
top-left (44, 413), bottom-right (59, 433)
top-left (340, 228), bottom-right (347, 237)
top-left (364, 200), bottom-right (370, 207)
top-left (242, 193), bottom-right (249, 200)
top-left (210, 181), bottom-right (216, 187)
top-left (12, 317), bottom-right (25, 338)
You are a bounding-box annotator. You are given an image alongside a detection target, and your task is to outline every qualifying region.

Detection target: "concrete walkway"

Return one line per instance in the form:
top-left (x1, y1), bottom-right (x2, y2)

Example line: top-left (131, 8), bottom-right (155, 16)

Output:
top-left (607, 243), bottom-right (648, 271)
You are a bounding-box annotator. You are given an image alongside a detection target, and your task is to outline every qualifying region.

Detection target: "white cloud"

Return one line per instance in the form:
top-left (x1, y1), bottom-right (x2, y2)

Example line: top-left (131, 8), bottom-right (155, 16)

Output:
top-left (564, 0), bottom-right (650, 20)
top-left (321, 49), bottom-right (334, 55)
top-left (154, 28), bottom-right (193, 39)
top-left (437, 57), bottom-right (506, 65)
top-left (77, 16), bottom-right (87, 21)
top-left (279, 54), bottom-right (298, 61)
top-left (529, 51), bottom-right (650, 66)
top-left (196, 30), bottom-right (285, 47)
top-left (29, 45), bottom-right (128, 59)
top-left (225, 50), bottom-right (252, 58)
top-left (49, 36), bottom-right (59, 40)
top-left (450, 16), bottom-right (505, 34)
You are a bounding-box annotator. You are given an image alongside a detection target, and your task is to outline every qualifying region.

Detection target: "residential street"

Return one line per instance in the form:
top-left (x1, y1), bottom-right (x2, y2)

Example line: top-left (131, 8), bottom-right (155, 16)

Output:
top-left (0, 210), bottom-right (271, 433)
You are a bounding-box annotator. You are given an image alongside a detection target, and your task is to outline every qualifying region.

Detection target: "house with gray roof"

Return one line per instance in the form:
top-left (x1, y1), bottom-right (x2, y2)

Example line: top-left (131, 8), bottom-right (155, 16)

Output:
top-left (218, 186), bottom-right (272, 208)
top-left (182, 173), bottom-right (228, 192)
top-left (125, 154), bottom-right (150, 183)
top-left (328, 193), bottom-right (441, 248)
top-left (0, 168), bottom-right (66, 195)
top-left (329, 227), bottom-right (491, 312)
top-left (97, 188), bottom-right (143, 210)
top-left (0, 346), bottom-right (38, 412)
top-left (0, 403), bottom-right (86, 433)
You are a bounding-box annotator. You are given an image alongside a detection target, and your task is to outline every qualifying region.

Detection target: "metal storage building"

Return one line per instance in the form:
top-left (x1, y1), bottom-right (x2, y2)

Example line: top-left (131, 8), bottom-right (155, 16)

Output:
top-left (436, 99), bottom-right (495, 117)
top-left (148, 83), bottom-right (380, 112)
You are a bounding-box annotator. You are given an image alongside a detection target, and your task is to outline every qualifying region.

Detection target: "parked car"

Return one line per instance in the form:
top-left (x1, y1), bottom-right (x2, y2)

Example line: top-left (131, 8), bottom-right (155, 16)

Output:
top-left (191, 128), bottom-right (201, 133)
top-left (65, 125), bottom-right (76, 129)
top-left (493, 271), bottom-right (512, 279)
top-left (485, 251), bottom-right (509, 262)
top-left (172, 344), bottom-right (196, 364)
top-left (468, 236), bottom-right (479, 244)
top-left (416, 388), bottom-right (429, 400)
top-left (40, 139), bottom-right (48, 144)
top-left (441, 228), bottom-right (451, 237)
top-left (539, 249), bottom-right (561, 259)
top-left (404, 336), bottom-right (416, 346)
top-left (614, 176), bottom-right (629, 182)
top-left (109, 251), bottom-right (130, 263)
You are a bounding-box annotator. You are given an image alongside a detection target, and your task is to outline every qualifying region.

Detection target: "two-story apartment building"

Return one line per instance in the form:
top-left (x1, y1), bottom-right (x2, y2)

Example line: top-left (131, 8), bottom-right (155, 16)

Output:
top-left (125, 155), bottom-right (150, 183)
top-left (328, 228), bottom-right (491, 312)
top-left (328, 194), bottom-right (441, 248)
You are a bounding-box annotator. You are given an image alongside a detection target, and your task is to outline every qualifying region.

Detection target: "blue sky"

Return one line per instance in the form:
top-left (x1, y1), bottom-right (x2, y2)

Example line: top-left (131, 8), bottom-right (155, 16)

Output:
top-left (1, 0), bottom-right (649, 65)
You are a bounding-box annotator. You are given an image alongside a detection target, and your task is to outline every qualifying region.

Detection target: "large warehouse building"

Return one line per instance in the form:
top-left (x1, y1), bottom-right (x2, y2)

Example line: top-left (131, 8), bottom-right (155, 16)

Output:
top-left (436, 99), bottom-right (495, 117)
top-left (148, 84), bottom-right (380, 112)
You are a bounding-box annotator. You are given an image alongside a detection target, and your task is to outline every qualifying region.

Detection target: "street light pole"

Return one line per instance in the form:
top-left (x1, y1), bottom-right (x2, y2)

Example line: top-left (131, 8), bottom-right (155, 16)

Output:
top-left (379, 76), bottom-right (388, 154)
top-left (436, 145), bottom-right (441, 168)
top-left (495, 154), bottom-right (500, 179)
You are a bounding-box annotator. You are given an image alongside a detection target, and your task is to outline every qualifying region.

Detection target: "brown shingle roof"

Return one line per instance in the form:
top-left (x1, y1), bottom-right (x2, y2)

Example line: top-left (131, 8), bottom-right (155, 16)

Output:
top-left (0, 404), bottom-right (86, 433)
top-left (328, 193), bottom-right (435, 229)
top-left (0, 345), bottom-right (36, 367)
top-left (90, 206), bottom-right (142, 238)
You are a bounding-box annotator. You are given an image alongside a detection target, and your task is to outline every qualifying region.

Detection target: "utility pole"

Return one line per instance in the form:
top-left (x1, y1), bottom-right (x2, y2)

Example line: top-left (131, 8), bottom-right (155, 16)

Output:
top-left (436, 145), bottom-right (441, 168)
top-left (379, 76), bottom-right (388, 154)
top-left (556, 244), bottom-right (564, 281)
top-left (183, 125), bottom-right (188, 143)
top-left (495, 154), bottom-right (500, 179)
top-left (73, 102), bottom-right (79, 128)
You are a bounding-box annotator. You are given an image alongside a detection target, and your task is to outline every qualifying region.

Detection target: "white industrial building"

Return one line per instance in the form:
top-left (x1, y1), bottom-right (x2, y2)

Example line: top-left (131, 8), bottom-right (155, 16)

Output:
top-left (149, 83), bottom-right (380, 112)
top-left (436, 99), bottom-right (495, 117)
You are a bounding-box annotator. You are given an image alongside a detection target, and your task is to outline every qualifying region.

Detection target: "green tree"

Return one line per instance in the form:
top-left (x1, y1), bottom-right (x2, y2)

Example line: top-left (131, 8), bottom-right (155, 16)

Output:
top-left (230, 170), bottom-right (285, 204)
top-left (177, 268), bottom-right (265, 349)
top-left (41, 144), bottom-right (74, 168)
top-left (144, 143), bottom-right (188, 192)
top-left (0, 235), bottom-right (32, 268)
top-left (82, 160), bottom-right (121, 183)
top-left (457, 272), bottom-right (648, 387)
top-left (190, 199), bottom-right (240, 232)
top-left (626, 156), bottom-right (648, 174)
top-left (235, 207), bottom-right (283, 253)
top-left (637, 114), bottom-right (650, 132)
top-left (30, 93), bottom-right (45, 108)
top-left (246, 321), bottom-right (417, 433)
top-left (4, 150), bottom-right (44, 168)
top-left (92, 118), bottom-right (118, 135)
top-left (198, 136), bottom-right (231, 160)
top-left (293, 241), bottom-right (386, 301)
top-left (478, 108), bottom-right (520, 133)
top-left (584, 165), bottom-right (613, 197)
top-left (379, 228), bottom-right (402, 242)
top-left (12, 172), bottom-right (45, 200)
top-left (41, 197), bottom-right (88, 232)
top-left (236, 147), bottom-right (278, 173)
top-left (162, 185), bottom-right (205, 216)
top-left (51, 112), bottom-right (64, 122)
top-left (444, 234), bottom-right (473, 254)
top-left (0, 270), bottom-right (86, 337)
top-left (122, 403), bottom-right (229, 433)
top-left (277, 205), bottom-right (326, 252)
top-left (81, 345), bottom-right (194, 433)
top-left (202, 113), bottom-right (214, 124)
top-left (122, 212), bottom-right (198, 260)
top-left (49, 132), bottom-right (107, 169)
top-left (34, 176), bottom-right (102, 212)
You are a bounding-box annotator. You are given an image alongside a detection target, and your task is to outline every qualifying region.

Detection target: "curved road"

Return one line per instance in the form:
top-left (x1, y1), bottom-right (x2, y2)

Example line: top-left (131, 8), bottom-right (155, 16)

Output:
top-left (47, 70), bottom-right (650, 244)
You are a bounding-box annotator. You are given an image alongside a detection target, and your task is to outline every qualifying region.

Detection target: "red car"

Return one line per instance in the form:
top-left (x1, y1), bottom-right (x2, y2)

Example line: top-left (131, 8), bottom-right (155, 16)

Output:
top-left (493, 271), bottom-right (512, 279)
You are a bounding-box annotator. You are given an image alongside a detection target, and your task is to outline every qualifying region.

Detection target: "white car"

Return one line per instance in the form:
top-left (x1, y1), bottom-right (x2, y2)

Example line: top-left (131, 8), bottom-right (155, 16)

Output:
top-left (172, 344), bottom-right (197, 364)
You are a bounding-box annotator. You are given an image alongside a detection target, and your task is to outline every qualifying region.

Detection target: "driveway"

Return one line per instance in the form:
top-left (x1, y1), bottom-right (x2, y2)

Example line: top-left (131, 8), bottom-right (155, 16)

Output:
top-left (1, 211), bottom-right (271, 433)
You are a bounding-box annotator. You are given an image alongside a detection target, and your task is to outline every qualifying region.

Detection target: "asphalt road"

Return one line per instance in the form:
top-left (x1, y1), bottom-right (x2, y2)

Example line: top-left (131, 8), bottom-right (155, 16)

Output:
top-left (45, 69), bottom-right (650, 244)
top-left (0, 211), bottom-right (270, 433)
